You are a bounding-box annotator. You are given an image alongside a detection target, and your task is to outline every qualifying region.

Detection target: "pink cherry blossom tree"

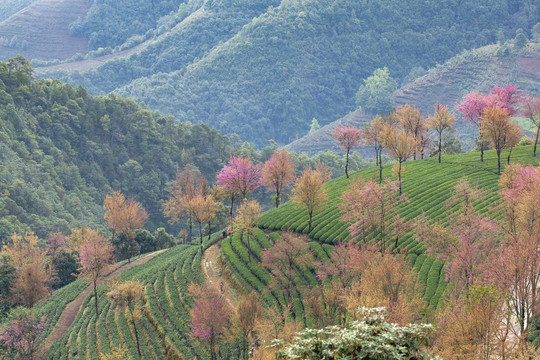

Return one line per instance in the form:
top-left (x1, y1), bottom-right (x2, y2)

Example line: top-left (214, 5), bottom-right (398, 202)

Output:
top-left (458, 84), bottom-right (520, 162)
top-left (494, 164), bottom-right (540, 337)
top-left (78, 232), bottom-right (114, 316)
top-left (261, 148), bottom-right (295, 208)
top-left (340, 178), bottom-right (407, 250)
top-left (414, 178), bottom-right (500, 294)
top-left (490, 83), bottom-right (521, 116)
top-left (189, 283), bottom-right (230, 360)
top-left (217, 155), bottom-right (261, 215)
top-left (0, 308), bottom-right (48, 360)
top-left (332, 125), bottom-right (362, 178)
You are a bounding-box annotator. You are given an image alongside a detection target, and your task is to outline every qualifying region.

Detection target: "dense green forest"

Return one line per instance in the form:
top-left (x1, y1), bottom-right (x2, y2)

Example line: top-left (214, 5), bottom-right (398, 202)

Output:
top-left (0, 56), bottom-right (231, 244)
top-left (41, 0), bottom-right (539, 145)
top-left (0, 56), bottom-right (380, 246)
top-left (42, 0), bottom-right (282, 94)
top-left (68, 0), bottom-right (187, 50)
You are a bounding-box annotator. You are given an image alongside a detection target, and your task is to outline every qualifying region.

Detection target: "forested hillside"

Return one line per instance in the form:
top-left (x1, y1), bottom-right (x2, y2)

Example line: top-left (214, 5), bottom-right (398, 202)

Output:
top-left (68, 0), bottom-right (187, 50)
top-left (0, 57), bottom-right (231, 244)
top-left (288, 42), bottom-right (540, 155)
top-left (35, 0), bottom-right (539, 146)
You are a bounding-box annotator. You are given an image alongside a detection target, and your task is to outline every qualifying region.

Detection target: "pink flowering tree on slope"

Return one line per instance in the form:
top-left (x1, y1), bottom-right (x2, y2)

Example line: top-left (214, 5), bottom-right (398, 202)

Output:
top-left (261, 148), bottom-right (295, 208)
top-left (458, 84), bottom-right (520, 162)
top-left (340, 178), bottom-right (408, 250)
top-left (78, 232), bottom-right (114, 316)
top-left (189, 283), bottom-right (229, 360)
top-left (494, 164), bottom-right (540, 337)
top-left (414, 178), bottom-right (499, 294)
top-left (332, 125), bottom-right (362, 178)
top-left (0, 307), bottom-right (48, 360)
top-left (217, 155), bottom-right (261, 216)
top-left (522, 95), bottom-right (540, 157)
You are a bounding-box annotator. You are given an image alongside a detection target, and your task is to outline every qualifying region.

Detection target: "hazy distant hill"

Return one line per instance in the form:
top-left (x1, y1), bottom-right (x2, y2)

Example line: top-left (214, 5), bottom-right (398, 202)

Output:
top-left (0, 0), bottom-right (89, 60)
top-left (30, 0), bottom-right (538, 146)
top-left (288, 44), bottom-right (540, 156)
top-left (0, 0), bottom-right (38, 22)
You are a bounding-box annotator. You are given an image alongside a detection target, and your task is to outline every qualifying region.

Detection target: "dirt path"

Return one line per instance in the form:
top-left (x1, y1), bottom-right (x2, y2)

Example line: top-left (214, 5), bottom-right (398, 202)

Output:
top-left (202, 244), bottom-right (238, 308)
top-left (40, 249), bottom-right (166, 358)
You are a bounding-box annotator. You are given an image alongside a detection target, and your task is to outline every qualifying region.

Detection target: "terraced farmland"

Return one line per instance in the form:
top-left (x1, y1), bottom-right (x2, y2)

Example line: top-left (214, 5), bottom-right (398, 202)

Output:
top-left (254, 145), bottom-right (539, 308)
top-left (222, 228), bottom-right (337, 326)
top-left (41, 242), bottom-right (221, 359)
top-left (37, 146), bottom-right (538, 358)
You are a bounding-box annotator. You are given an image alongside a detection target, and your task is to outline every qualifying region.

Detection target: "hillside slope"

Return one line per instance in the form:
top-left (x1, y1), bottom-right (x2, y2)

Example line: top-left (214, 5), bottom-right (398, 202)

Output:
top-left (288, 44), bottom-right (540, 155)
top-left (35, 146), bottom-right (538, 358)
top-left (0, 0), bottom-right (89, 60)
top-left (35, 5), bottom-right (207, 73)
top-left (35, 0), bottom-right (539, 146)
top-left (0, 58), bottom-right (231, 243)
top-left (0, 0), bottom-right (38, 22)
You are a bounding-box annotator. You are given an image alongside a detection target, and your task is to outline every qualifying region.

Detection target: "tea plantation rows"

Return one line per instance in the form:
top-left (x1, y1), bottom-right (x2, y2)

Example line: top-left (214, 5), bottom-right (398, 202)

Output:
top-left (221, 228), bottom-right (328, 326)
top-left (255, 146), bottom-right (538, 308)
top-left (42, 243), bottom-right (211, 359)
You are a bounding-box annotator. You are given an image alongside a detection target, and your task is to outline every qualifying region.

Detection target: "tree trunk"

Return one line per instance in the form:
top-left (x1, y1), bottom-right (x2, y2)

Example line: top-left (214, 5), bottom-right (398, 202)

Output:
top-left (345, 149), bottom-right (350, 178)
top-left (497, 149), bottom-right (501, 175)
top-left (480, 141), bottom-right (484, 162)
top-left (398, 161), bottom-right (403, 195)
top-left (308, 211), bottom-right (313, 233)
top-left (208, 221), bottom-right (212, 241)
top-left (210, 330), bottom-right (216, 360)
top-left (199, 222), bottom-right (203, 245)
top-left (130, 308), bottom-right (142, 358)
top-left (93, 279), bottom-right (99, 316)
top-left (379, 151), bottom-right (383, 184)
top-left (438, 132), bottom-right (442, 163)
top-left (375, 147), bottom-right (379, 166)
top-left (534, 125), bottom-right (539, 157)
top-left (229, 196), bottom-right (235, 217)
top-left (275, 189), bottom-right (280, 208)
top-left (127, 239), bottom-right (131, 263)
top-left (507, 147), bottom-right (513, 165)
top-left (189, 217), bottom-right (193, 243)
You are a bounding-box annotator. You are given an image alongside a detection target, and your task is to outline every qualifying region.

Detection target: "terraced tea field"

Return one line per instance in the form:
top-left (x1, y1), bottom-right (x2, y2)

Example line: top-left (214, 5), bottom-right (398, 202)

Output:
top-left (40, 242), bottom-right (221, 359)
top-left (255, 145), bottom-right (538, 309)
top-left (38, 146), bottom-right (538, 358)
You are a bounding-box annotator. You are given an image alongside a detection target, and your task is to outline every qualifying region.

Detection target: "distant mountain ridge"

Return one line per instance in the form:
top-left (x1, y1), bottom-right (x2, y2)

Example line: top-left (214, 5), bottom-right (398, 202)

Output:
top-left (24, 0), bottom-right (538, 146)
top-left (288, 44), bottom-right (540, 156)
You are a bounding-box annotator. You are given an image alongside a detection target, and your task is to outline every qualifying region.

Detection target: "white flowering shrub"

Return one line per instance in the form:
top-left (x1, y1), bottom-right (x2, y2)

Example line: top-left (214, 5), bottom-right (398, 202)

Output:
top-left (273, 307), bottom-right (440, 360)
